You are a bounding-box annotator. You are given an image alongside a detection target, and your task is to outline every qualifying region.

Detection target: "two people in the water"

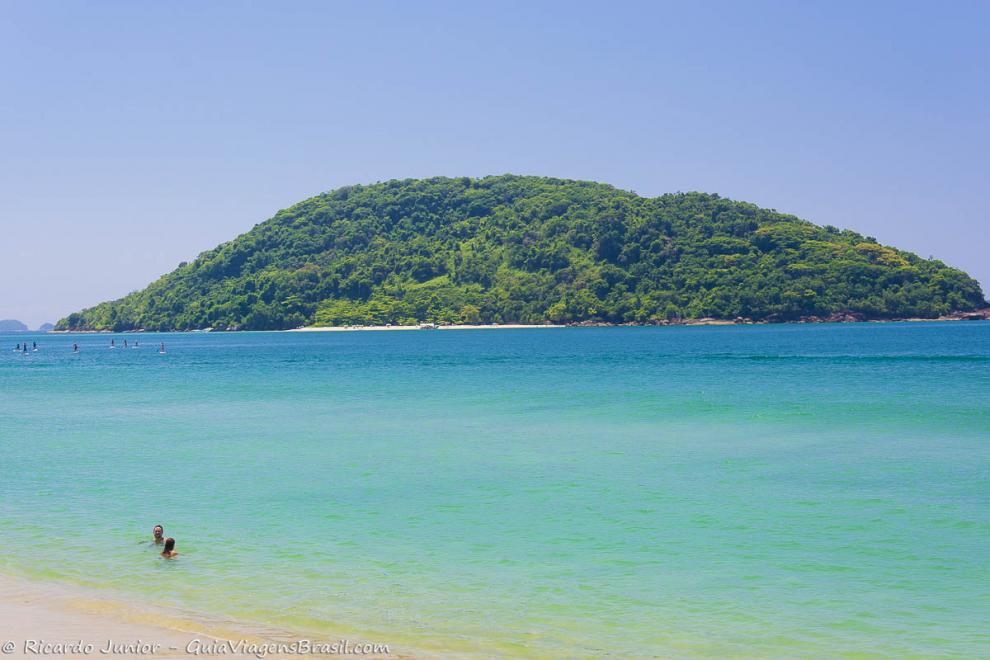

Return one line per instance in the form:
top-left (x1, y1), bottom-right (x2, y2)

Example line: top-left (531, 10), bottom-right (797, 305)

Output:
top-left (152, 523), bottom-right (179, 558)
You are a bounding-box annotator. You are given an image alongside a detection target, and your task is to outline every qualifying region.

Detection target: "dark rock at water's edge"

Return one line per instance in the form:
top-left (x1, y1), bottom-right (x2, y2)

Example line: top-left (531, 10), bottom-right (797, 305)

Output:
top-left (796, 311), bottom-right (868, 323)
top-left (946, 309), bottom-right (990, 321)
top-left (0, 319), bottom-right (29, 332)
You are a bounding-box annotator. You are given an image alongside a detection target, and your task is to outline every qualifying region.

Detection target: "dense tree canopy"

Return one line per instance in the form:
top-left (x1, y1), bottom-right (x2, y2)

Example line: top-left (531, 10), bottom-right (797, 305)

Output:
top-left (57, 175), bottom-right (986, 331)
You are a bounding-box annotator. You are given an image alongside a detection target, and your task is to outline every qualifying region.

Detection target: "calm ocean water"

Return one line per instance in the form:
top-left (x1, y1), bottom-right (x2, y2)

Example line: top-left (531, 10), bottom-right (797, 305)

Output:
top-left (1, 324), bottom-right (988, 657)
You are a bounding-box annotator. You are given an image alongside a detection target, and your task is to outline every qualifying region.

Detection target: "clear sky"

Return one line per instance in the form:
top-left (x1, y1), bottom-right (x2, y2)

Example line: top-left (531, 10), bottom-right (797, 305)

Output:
top-left (1, 1), bottom-right (987, 328)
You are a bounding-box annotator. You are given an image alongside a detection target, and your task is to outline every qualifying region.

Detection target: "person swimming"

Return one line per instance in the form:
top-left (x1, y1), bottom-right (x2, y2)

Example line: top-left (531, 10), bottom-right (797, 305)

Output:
top-left (15, 343), bottom-right (21, 352)
top-left (160, 537), bottom-right (178, 558)
top-left (152, 524), bottom-right (165, 545)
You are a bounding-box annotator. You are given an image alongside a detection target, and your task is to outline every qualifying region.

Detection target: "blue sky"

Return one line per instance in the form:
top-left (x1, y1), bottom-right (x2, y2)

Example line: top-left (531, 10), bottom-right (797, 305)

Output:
top-left (1, 1), bottom-right (987, 327)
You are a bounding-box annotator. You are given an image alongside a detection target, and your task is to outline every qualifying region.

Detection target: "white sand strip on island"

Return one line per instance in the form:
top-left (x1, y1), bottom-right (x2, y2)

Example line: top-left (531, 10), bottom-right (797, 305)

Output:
top-left (0, 573), bottom-right (400, 658)
top-left (287, 324), bottom-right (567, 332)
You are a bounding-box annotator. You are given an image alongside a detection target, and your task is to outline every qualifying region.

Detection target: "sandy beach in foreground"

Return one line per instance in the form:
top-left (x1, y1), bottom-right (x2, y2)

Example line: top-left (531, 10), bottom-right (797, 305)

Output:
top-left (0, 573), bottom-right (399, 659)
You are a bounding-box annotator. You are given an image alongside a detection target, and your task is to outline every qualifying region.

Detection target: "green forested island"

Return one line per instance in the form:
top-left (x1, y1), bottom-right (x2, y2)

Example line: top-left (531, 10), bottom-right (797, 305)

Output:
top-left (58, 175), bottom-right (986, 331)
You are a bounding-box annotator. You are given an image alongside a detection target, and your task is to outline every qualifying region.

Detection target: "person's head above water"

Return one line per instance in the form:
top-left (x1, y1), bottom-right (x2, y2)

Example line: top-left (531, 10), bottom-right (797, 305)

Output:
top-left (161, 537), bottom-right (177, 557)
top-left (153, 525), bottom-right (164, 543)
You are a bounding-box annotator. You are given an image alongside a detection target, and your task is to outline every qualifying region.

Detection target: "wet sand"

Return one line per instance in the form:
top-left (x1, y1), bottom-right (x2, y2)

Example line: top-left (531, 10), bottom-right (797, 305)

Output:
top-left (0, 573), bottom-right (397, 658)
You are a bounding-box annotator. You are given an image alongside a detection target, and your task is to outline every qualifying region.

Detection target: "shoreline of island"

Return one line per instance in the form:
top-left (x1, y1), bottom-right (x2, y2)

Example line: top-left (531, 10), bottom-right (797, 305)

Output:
top-left (45, 309), bottom-right (990, 334)
top-left (286, 323), bottom-right (568, 332)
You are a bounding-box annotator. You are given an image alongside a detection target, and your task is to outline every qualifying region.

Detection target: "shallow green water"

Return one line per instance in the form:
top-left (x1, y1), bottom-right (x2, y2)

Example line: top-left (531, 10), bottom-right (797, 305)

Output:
top-left (1, 324), bottom-right (988, 657)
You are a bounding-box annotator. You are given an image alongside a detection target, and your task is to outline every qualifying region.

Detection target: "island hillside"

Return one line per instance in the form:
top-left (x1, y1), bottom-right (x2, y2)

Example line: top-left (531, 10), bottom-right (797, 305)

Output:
top-left (57, 176), bottom-right (986, 331)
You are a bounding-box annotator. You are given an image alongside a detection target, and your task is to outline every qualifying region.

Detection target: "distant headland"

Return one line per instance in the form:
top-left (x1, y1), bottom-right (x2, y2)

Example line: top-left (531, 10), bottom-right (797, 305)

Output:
top-left (0, 319), bottom-right (28, 333)
top-left (56, 175), bottom-right (988, 332)
top-left (0, 320), bottom-right (53, 333)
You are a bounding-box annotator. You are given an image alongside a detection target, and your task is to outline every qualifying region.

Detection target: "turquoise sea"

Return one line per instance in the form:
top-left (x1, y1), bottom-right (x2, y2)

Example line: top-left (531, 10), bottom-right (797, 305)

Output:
top-left (1, 324), bottom-right (988, 657)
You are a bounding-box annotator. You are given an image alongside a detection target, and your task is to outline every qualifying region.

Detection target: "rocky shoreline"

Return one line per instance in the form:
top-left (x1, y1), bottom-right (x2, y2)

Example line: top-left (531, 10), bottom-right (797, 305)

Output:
top-left (565, 308), bottom-right (990, 327)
